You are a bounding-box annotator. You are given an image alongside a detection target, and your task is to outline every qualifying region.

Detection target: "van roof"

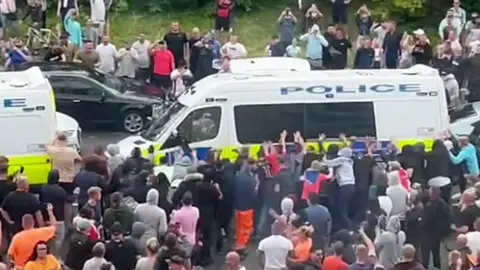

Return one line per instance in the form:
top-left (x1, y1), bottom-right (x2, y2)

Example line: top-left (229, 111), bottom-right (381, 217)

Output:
top-left (0, 67), bottom-right (49, 90)
top-left (178, 64), bottom-right (443, 106)
top-left (230, 57), bottom-right (311, 72)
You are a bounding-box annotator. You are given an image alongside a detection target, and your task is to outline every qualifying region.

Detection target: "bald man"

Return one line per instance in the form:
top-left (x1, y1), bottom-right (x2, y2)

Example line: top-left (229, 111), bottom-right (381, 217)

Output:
top-left (257, 221), bottom-right (293, 270)
top-left (457, 188), bottom-right (480, 233)
top-left (456, 234), bottom-right (472, 270)
top-left (225, 251), bottom-right (245, 270)
top-left (392, 244), bottom-right (425, 270)
top-left (0, 176), bottom-right (44, 234)
top-left (8, 205), bottom-right (57, 269)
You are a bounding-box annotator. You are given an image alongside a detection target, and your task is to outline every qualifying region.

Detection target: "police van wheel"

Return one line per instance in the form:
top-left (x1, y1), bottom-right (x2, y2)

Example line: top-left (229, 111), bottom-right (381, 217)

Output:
top-left (122, 110), bottom-right (144, 133)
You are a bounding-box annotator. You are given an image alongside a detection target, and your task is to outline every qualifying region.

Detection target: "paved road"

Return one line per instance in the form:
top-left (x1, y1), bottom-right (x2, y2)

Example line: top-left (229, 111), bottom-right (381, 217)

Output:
top-left (80, 129), bottom-right (128, 153)
top-left (80, 129), bottom-right (455, 270)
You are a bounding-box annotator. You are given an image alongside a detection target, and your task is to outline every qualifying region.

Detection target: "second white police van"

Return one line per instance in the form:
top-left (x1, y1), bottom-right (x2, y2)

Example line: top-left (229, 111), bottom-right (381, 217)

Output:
top-left (116, 64), bottom-right (449, 177)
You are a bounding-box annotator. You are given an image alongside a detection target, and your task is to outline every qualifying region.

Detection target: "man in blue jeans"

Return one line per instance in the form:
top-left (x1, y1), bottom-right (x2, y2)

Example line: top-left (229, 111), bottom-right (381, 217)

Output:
top-left (323, 147), bottom-right (356, 230)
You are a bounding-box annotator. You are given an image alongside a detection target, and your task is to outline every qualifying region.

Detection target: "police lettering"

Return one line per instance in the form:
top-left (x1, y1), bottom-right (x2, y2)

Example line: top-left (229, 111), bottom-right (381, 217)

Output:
top-left (280, 84), bottom-right (422, 94)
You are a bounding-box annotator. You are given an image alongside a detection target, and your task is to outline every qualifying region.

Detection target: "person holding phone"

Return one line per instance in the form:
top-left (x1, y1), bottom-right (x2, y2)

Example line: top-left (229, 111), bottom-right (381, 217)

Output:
top-left (278, 7), bottom-right (297, 51)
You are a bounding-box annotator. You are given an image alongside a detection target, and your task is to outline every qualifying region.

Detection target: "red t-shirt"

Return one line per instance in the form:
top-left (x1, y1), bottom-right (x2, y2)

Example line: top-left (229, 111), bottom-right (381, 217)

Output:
top-left (398, 169), bottom-right (411, 192)
top-left (152, 49), bottom-right (174, 76)
top-left (266, 154), bottom-right (281, 175)
top-left (322, 256), bottom-right (348, 270)
top-left (88, 226), bottom-right (100, 241)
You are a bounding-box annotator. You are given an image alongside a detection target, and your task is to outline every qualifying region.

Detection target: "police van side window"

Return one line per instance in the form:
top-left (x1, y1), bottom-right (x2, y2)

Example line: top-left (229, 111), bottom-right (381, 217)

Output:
top-left (163, 106), bottom-right (222, 149)
top-left (305, 102), bottom-right (376, 138)
top-left (234, 104), bottom-right (304, 144)
top-left (234, 102), bottom-right (377, 144)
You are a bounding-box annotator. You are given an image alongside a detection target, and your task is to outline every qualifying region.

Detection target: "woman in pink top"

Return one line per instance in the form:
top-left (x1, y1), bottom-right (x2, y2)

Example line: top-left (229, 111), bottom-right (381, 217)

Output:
top-left (170, 192), bottom-right (199, 246)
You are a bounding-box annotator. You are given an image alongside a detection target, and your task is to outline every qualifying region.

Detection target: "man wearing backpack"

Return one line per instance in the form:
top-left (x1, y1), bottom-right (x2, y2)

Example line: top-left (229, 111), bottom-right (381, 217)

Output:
top-left (103, 192), bottom-right (134, 236)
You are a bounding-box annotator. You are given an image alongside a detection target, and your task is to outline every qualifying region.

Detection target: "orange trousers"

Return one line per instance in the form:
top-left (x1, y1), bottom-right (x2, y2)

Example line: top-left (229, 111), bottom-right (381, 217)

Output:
top-left (234, 209), bottom-right (254, 250)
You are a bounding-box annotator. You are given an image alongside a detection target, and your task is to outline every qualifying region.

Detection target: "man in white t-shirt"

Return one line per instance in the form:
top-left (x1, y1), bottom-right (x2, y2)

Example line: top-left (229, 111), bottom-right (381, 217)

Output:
top-left (170, 59), bottom-right (193, 98)
top-left (90, 0), bottom-right (105, 37)
top-left (96, 35), bottom-right (117, 74)
top-left (466, 217), bottom-right (480, 254)
top-left (221, 35), bottom-right (247, 59)
top-left (257, 221), bottom-right (293, 270)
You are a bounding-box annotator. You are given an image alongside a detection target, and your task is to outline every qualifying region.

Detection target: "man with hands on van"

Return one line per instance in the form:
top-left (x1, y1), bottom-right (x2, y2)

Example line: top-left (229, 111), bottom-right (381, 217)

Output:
top-left (300, 24), bottom-right (329, 70)
top-left (47, 132), bottom-right (82, 195)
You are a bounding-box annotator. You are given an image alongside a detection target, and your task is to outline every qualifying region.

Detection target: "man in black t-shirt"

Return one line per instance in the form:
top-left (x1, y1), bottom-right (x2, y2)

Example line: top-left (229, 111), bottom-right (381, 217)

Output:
top-left (163, 22), bottom-right (189, 68)
top-left (105, 222), bottom-right (138, 270)
top-left (457, 189), bottom-right (480, 233)
top-left (0, 176), bottom-right (43, 235)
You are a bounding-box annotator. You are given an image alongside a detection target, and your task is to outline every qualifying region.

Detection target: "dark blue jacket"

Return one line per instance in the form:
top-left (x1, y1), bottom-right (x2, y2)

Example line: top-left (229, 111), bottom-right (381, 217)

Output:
top-left (233, 171), bottom-right (256, 211)
top-left (73, 170), bottom-right (102, 206)
top-left (354, 47), bottom-right (374, 69)
top-left (40, 170), bottom-right (68, 221)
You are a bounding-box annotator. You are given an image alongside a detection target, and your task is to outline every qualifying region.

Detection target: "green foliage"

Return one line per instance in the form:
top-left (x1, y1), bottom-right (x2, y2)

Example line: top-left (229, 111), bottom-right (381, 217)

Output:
top-left (70, 0), bottom-right (275, 14)
top-left (370, 0), bottom-right (479, 29)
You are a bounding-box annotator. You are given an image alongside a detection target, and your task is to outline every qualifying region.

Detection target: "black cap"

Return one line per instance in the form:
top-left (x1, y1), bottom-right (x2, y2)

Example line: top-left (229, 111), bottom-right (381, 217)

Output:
top-left (110, 222), bottom-right (123, 235)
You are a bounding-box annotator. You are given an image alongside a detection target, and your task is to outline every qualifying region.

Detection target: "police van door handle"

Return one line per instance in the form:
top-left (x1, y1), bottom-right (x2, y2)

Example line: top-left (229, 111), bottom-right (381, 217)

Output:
top-left (72, 100), bottom-right (81, 103)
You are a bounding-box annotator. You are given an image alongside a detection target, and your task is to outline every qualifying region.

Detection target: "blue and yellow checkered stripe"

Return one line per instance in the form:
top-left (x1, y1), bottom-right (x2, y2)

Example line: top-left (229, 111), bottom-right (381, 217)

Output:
top-left (141, 138), bottom-right (434, 166)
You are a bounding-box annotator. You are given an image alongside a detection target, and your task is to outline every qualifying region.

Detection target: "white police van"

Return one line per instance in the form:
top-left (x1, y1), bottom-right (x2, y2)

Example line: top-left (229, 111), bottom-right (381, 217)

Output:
top-left (115, 64), bottom-right (449, 180)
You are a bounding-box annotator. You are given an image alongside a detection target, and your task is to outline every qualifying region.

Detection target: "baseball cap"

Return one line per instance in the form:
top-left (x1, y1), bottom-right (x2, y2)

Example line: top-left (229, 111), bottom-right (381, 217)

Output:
top-left (413, 29), bottom-right (425, 36)
top-left (110, 222), bottom-right (123, 236)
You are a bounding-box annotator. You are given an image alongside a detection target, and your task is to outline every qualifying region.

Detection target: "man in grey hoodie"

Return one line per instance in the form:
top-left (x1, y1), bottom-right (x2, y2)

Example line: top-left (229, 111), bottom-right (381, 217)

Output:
top-left (375, 215), bottom-right (406, 270)
top-left (107, 144), bottom-right (125, 173)
top-left (386, 171), bottom-right (408, 220)
top-left (323, 147), bottom-right (355, 230)
top-left (134, 189), bottom-right (168, 241)
top-left (125, 222), bottom-right (148, 256)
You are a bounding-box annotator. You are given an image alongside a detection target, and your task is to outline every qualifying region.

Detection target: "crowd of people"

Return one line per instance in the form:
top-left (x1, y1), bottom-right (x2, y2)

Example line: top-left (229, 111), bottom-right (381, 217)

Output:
top-left (3, 127), bottom-right (480, 270)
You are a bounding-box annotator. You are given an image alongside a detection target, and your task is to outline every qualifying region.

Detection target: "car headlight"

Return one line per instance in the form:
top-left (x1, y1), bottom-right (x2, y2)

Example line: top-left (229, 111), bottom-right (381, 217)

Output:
top-left (152, 104), bottom-right (163, 117)
top-left (62, 130), bottom-right (76, 137)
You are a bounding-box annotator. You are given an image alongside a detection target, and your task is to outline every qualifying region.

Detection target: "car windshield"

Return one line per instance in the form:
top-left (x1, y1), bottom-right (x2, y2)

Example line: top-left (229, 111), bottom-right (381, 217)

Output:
top-left (88, 69), bottom-right (123, 93)
top-left (450, 104), bottom-right (478, 123)
top-left (141, 102), bottom-right (186, 141)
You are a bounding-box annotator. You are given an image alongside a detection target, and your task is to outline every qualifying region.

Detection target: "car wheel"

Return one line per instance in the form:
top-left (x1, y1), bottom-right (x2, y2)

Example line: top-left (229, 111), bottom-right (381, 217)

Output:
top-left (122, 110), bottom-right (145, 133)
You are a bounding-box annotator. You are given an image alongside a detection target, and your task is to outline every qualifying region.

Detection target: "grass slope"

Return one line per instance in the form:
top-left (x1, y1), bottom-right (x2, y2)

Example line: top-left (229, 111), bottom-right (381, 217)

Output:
top-left (104, 2), bottom-right (361, 57)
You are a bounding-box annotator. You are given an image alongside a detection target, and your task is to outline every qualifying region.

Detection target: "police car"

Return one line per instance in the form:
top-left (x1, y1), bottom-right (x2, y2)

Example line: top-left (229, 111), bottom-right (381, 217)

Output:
top-left (114, 64), bottom-right (449, 182)
top-left (450, 102), bottom-right (480, 136)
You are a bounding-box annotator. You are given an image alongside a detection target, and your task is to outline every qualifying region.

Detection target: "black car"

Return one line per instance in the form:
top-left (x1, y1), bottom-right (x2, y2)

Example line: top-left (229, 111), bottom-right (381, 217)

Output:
top-left (44, 69), bottom-right (164, 133)
top-left (17, 61), bottom-right (165, 98)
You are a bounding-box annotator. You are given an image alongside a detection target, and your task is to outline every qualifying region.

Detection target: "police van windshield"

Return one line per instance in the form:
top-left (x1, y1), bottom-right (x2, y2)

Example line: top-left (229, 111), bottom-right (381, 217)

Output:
top-left (141, 102), bottom-right (186, 141)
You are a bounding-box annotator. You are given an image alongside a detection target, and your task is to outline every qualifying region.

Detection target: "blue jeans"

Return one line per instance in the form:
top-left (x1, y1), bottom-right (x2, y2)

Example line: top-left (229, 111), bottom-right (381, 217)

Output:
top-left (54, 222), bottom-right (66, 256)
top-left (336, 184), bottom-right (355, 230)
top-left (255, 203), bottom-right (271, 238)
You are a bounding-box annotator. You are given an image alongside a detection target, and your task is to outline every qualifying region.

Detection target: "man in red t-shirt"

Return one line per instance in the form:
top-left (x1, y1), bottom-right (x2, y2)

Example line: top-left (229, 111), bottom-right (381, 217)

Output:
top-left (150, 40), bottom-right (175, 90)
